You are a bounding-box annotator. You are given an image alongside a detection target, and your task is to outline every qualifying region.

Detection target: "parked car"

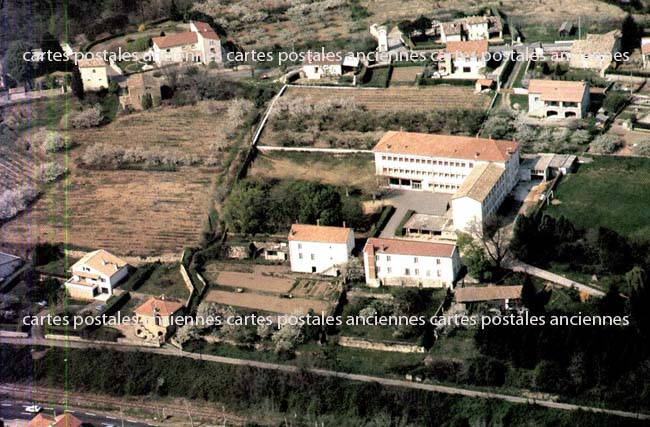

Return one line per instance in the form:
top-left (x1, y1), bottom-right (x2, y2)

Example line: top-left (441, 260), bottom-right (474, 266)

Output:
top-left (25, 404), bottom-right (42, 413)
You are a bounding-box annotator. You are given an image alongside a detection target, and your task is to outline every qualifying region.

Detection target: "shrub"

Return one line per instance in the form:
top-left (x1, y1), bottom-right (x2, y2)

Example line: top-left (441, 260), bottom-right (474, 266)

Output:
top-left (36, 162), bottom-right (67, 183)
top-left (590, 134), bottom-right (623, 154)
top-left (34, 129), bottom-right (67, 153)
top-left (66, 105), bottom-right (103, 128)
top-left (0, 185), bottom-right (39, 220)
top-left (633, 140), bottom-right (650, 156)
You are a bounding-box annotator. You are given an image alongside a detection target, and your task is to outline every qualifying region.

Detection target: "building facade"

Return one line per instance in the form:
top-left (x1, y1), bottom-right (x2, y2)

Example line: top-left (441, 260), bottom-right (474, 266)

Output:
top-left (152, 21), bottom-right (223, 66)
top-left (78, 58), bottom-right (109, 91)
top-left (363, 238), bottom-right (461, 288)
top-left (440, 40), bottom-right (488, 78)
top-left (134, 296), bottom-right (184, 343)
top-left (65, 249), bottom-right (128, 300)
top-left (528, 79), bottom-right (590, 119)
top-left (288, 224), bottom-right (354, 276)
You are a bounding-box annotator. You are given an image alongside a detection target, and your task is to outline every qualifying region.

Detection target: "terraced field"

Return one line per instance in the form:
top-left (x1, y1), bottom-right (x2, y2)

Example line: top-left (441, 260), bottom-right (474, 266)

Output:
top-left (0, 150), bottom-right (37, 190)
top-left (282, 85), bottom-right (491, 112)
top-left (0, 167), bottom-right (215, 256)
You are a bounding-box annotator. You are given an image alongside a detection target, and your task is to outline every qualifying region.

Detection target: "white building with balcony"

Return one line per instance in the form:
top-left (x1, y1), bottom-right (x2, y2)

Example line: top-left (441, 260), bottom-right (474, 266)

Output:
top-left (288, 224), bottom-right (355, 276)
top-left (152, 21), bottom-right (223, 66)
top-left (363, 237), bottom-right (461, 288)
top-left (65, 249), bottom-right (129, 301)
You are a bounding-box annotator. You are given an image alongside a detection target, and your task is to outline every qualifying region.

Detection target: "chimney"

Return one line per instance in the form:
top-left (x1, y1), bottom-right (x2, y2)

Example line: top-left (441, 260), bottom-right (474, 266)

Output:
top-left (343, 221), bottom-right (346, 228)
top-left (317, 219), bottom-right (320, 226)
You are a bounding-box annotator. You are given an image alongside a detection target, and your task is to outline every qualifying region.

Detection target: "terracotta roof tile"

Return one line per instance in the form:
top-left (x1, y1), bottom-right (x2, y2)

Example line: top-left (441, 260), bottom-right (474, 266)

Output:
top-left (153, 32), bottom-right (198, 48)
top-left (444, 40), bottom-right (488, 57)
top-left (528, 79), bottom-right (588, 103)
top-left (288, 224), bottom-right (352, 243)
top-left (363, 237), bottom-right (456, 258)
top-left (373, 131), bottom-right (518, 163)
top-left (452, 162), bottom-right (504, 202)
top-left (135, 296), bottom-right (183, 317)
top-left (455, 285), bottom-right (522, 302)
top-left (78, 57), bottom-right (107, 68)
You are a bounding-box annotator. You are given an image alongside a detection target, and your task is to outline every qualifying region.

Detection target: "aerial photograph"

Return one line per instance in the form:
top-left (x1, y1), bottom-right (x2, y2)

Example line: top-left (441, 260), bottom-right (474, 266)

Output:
top-left (2, 0), bottom-right (650, 425)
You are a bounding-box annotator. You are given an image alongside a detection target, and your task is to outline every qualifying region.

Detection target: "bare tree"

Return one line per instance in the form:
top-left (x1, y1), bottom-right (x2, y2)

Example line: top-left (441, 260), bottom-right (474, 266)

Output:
top-left (467, 216), bottom-right (510, 269)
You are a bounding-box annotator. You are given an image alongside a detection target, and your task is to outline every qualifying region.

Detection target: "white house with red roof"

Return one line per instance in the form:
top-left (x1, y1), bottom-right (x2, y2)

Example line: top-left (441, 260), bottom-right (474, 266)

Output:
top-left (372, 131), bottom-right (520, 232)
top-left (363, 237), bottom-right (461, 288)
top-left (288, 224), bottom-right (355, 276)
top-left (440, 40), bottom-right (488, 78)
top-left (78, 57), bottom-right (109, 91)
top-left (527, 79), bottom-right (590, 119)
top-left (152, 21), bottom-right (222, 66)
top-left (65, 249), bottom-right (129, 301)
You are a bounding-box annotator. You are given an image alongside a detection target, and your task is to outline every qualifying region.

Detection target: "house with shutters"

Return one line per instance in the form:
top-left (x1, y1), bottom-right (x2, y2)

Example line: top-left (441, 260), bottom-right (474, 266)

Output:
top-left (439, 40), bottom-right (489, 78)
top-left (363, 237), bottom-right (461, 288)
top-left (78, 57), bottom-right (109, 91)
top-left (134, 296), bottom-right (184, 343)
top-left (288, 224), bottom-right (355, 276)
top-left (527, 79), bottom-right (590, 119)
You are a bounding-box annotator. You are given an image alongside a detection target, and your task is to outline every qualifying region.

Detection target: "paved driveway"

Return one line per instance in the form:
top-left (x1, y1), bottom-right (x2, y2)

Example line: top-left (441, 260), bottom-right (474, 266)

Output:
top-left (379, 189), bottom-right (451, 238)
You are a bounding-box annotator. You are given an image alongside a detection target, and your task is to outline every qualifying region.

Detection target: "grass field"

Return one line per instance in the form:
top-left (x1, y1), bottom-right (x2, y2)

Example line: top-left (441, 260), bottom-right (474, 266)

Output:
top-left (280, 86), bottom-right (490, 112)
top-left (545, 156), bottom-right (650, 239)
top-left (249, 151), bottom-right (377, 194)
top-left (135, 263), bottom-right (190, 300)
top-left (390, 66), bottom-right (424, 84)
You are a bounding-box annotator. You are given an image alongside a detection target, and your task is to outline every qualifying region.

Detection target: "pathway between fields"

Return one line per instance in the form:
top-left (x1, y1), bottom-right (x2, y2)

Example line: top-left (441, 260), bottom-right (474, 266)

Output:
top-left (1, 337), bottom-right (644, 420)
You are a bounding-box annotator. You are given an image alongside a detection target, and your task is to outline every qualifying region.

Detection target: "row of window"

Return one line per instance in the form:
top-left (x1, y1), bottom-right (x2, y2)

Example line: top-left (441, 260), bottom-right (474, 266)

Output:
top-left (375, 255), bottom-right (443, 265)
top-left (382, 167), bottom-right (467, 180)
top-left (381, 156), bottom-right (474, 168)
top-left (376, 266), bottom-right (443, 278)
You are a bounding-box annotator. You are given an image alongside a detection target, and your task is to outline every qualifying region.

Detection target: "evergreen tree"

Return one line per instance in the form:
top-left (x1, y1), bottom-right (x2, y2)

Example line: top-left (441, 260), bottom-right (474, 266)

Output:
top-left (70, 66), bottom-right (84, 99)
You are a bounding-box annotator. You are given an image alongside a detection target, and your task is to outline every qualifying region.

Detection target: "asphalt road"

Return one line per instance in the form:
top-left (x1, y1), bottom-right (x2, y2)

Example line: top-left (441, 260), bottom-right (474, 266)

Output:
top-left (0, 398), bottom-right (155, 427)
top-left (2, 337), bottom-right (649, 421)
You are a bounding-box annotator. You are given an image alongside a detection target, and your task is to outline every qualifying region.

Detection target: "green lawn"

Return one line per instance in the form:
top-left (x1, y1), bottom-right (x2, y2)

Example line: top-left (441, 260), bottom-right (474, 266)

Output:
top-left (545, 156), bottom-right (650, 239)
top-left (135, 263), bottom-right (190, 300)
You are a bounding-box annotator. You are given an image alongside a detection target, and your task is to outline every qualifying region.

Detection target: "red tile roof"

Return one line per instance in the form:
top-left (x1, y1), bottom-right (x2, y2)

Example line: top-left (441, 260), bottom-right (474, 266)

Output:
top-left (153, 32), bottom-right (198, 48)
top-left (29, 413), bottom-right (83, 427)
top-left (364, 237), bottom-right (456, 258)
top-left (135, 296), bottom-right (183, 317)
top-left (444, 40), bottom-right (489, 57)
top-left (455, 285), bottom-right (522, 302)
top-left (528, 79), bottom-right (588, 103)
top-left (373, 131), bottom-right (518, 163)
top-left (288, 224), bottom-right (352, 244)
top-left (192, 21), bottom-right (219, 39)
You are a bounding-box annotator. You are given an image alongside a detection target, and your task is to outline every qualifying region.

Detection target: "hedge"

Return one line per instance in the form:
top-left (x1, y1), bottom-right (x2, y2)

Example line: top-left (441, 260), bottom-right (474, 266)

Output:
top-left (418, 77), bottom-right (476, 86)
top-left (394, 210), bottom-right (415, 237)
top-left (368, 205), bottom-right (396, 238)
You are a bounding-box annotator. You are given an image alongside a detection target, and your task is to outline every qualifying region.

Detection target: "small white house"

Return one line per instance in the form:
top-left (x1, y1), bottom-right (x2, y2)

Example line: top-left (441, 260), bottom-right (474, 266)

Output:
top-left (152, 21), bottom-right (223, 66)
top-left (65, 249), bottom-right (128, 301)
top-left (440, 40), bottom-right (488, 78)
top-left (78, 58), bottom-right (109, 91)
top-left (288, 224), bottom-right (354, 276)
top-left (0, 252), bottom-right (23, 283)
top-left (301, 52), bottom-right (343, 80)
top-left (363, 237), bottom-right (461, 288)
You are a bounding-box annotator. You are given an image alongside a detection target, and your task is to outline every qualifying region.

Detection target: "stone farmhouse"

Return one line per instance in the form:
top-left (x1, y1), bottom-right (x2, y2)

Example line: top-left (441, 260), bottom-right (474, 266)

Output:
top-left (438, 16), bottom-right (503, 43)
top-left (362, 237), bottom-right (461, 288)
top-left (152, 21), bottom-right (223, 66)
top-left (78, 57), bottom-right (109, 91)
top-left (134, 296), bottom-right (184, 343)
top-left (569, 30), bottom-right (621, 72)
top-left (372, 131), bottom-right (520, 232)
top-left (527, 79), bottom-right (590, 119)
top-left (439, 40), bottom-right (488, 79)
top-left (65, 249), bottom-right (129, 301)
top-left (288, 224), bottom-right (355, 276)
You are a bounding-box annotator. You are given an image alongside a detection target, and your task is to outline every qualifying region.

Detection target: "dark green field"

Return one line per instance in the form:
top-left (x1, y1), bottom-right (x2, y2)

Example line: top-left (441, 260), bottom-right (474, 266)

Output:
top-left (545, 156), bottom-right (650, 239)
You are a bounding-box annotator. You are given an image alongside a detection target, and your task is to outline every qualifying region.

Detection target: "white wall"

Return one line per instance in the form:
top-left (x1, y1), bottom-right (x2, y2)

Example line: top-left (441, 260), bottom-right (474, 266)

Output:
top-left (80, 67), bottom-right (108, 91)
top-left (289, 232), bottom-right (354, 275)
top-left (364, 248), bottom-right (460, 288)
top-left (303, 64), bottom-right (343, 79)
top-left (452, 197), bottom-right (483, 233)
